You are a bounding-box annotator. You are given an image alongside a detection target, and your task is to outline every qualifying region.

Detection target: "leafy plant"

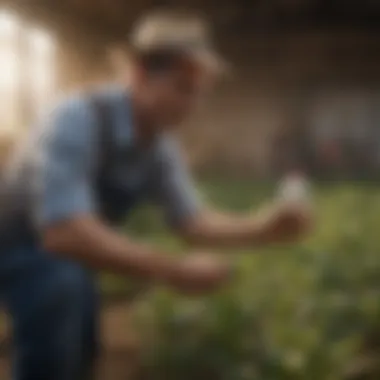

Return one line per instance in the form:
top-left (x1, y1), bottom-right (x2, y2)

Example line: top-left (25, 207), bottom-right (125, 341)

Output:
top-left (117, 181), bottom-right (380, 380)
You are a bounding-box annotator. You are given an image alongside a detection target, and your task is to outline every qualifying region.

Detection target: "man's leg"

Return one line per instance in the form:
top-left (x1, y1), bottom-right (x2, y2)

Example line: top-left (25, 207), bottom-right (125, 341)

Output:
top-left (80, 267), bottom-right (101, 380)
top-left (3, 246), bottom-right (99, 380)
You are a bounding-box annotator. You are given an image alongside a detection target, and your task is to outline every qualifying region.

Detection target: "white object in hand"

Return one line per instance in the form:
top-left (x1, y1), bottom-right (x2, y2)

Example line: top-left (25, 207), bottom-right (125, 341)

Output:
top-left (277, 174), bottom-right (311, 204)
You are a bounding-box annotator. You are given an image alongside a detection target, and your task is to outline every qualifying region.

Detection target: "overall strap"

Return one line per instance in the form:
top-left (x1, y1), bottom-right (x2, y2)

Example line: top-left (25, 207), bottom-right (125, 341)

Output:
top-left (88, 95), bottom-right (114, 180)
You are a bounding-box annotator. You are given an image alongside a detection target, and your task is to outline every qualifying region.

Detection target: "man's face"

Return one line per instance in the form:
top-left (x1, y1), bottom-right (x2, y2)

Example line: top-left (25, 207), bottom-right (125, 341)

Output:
top-left (137, 62), bottom-right (213, 128)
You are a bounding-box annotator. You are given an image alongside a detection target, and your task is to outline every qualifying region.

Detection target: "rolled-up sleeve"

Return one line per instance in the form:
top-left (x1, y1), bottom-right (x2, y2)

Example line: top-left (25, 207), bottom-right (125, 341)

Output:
top-left (151, 136), bottom-right (202, 227)
top-left (34, 97), bottom-right (98, 227)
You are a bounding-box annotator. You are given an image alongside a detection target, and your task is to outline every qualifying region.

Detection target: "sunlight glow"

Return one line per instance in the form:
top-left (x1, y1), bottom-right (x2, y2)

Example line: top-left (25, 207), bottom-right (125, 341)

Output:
top-left (0, 11), bottom-right (56, 129)
top-left (29, 28), bottom-right (56, 118)
top-left (0, 11), bottom-right (19, 37)
top-left (0, 11), bottom-right (20, 130)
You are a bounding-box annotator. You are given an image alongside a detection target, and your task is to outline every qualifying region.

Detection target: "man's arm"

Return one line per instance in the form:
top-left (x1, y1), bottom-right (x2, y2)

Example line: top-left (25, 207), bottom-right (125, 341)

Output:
top-left (35, 98), bottom-right (229, 293)
top-left (152, 137), bottom-right (311, 249)
top-left (43, 216), bottom-right (176, 280)
top-left (178, 204), bottom-right (311, 248)
top-left (36, 98), bottom-right (174, 280)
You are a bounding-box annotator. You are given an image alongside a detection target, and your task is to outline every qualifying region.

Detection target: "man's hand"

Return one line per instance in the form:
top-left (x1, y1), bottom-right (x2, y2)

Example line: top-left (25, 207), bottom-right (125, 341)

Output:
top-left (254, 201), bottom-right (313, 244)
top-left (166, 253), bottom-right (232, 295)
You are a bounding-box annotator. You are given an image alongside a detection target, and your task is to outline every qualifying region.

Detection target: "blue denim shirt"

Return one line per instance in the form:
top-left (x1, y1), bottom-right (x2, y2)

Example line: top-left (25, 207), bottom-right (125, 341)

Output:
top-left (0, 85), bottom-right (201, 244)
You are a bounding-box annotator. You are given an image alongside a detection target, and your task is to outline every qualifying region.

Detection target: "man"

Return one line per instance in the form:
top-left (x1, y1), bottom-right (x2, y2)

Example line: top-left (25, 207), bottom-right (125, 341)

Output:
top-left (0, 10), bottom-right (311, 380)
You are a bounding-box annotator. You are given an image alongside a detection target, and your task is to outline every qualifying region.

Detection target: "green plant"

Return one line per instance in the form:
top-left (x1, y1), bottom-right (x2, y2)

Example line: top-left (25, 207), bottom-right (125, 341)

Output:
top-left (114, 181), bottom-right (380, 380)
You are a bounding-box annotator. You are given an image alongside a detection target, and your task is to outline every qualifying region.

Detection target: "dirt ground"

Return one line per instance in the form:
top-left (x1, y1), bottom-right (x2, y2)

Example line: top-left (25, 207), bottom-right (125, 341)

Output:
top-left (0, 303), bottom-right (140, 380)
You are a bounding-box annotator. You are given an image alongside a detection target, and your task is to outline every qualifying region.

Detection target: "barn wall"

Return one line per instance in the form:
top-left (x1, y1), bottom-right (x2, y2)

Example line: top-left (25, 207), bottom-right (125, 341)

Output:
top-left (183, 32), bottom-right (380, 176)
top-left (4, 4), bottom-right (380, 176)
top-left (48, 31), bottom-right (380, 177)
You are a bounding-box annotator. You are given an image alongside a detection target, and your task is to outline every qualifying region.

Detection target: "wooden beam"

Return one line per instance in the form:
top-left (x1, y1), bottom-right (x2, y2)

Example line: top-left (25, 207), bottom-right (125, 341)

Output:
top-left (4, 0), bottom-right (121, 42)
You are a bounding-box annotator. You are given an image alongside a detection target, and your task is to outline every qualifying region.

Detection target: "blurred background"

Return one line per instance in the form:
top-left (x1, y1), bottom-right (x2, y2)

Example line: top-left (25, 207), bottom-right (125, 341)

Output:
top-left (1, 0), bottom-right (380, 379)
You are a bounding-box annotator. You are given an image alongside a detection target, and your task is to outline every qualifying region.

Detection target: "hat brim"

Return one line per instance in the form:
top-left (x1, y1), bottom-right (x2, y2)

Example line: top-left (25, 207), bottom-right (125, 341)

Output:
top-left (188, 48), bottom-right (229, 77)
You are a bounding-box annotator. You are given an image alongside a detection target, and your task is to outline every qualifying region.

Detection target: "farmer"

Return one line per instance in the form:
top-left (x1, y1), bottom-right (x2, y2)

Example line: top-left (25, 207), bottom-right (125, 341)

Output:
top-left (0, 10), bottom-right (311, 380)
